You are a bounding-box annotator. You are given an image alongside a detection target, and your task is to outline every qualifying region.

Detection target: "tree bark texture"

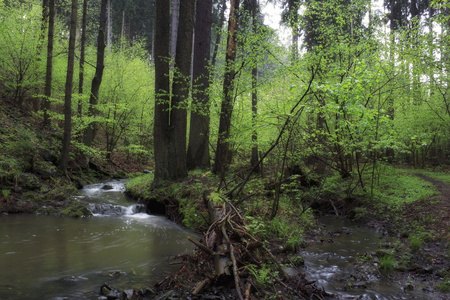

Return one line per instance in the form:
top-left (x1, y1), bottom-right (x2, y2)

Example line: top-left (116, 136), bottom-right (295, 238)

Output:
top-left (43, 0), bottom-right (54, 127)
top-left (250, 0), bottom-right (260, 171)
top-left (59, 0), bottom-right (77, 172)
top-left (288, 0), bottom-right (300, 61)
top-left (210, 0), bottom-right (227, 71)
top-left (84, 0), bottom-right (107, 147)
top-left (213, 0), bottom-right (240, 174)
top-left (153, 0), bottom-right (171, 184)
top-left (78, 0), bottom-right (87, 118)
top-left (168, 0), bottom-right (195, 178)
top-left (107, 0), bottom-right (112, 50)
top-left (170, 0), bottom-right (180, 64)
top-left (153, 0), bottom-right (194, 184)
top-left (187, 0), bottom-right (212, 170)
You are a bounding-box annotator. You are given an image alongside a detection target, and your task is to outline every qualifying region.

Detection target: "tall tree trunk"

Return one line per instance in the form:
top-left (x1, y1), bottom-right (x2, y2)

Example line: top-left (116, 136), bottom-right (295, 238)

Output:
top-left (168, 0), bottom-right (195, 177)
top-left (78, 0), bottom-right (87, 118)
top-left (213, 0), bottom-right (240, 175)
top-left (385, 0), bottom-right (397, 163)
top-left (153, 0), bottom-right (175, 185)
top-left (170, 0), bottom-right (180, 64)
top-left (288, 0), bottom-right (300, 62)
top-left (107, 0), bottom-right (112, 51)
top-left (187, 0), bottom-right (212, 170)
top-left (250, 0), bottom-right (259, 171)
top-left (151, 20), bottom-right (155, 63)
top-left (35, 0), bottom-right (49, 113)
top-left (84, 0), bottom-right (107, 147)
top-left (211, 0), bottom-right (227, 71)
top-left (43, 0), bottom-right (54, 127)
top-left (59, 0), bottom-right (78, 172)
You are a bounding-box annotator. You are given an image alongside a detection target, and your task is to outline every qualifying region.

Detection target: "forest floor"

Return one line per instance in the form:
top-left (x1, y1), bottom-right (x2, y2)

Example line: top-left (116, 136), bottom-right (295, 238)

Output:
top-left (407, 174), bottom-right (450, 242)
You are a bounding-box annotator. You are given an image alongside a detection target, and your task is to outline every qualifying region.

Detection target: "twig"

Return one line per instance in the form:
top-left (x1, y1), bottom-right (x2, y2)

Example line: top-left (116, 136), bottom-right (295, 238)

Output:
top-left (188, 236), bottom-right (214, 255)
top-left (192, 278), bottom-right (210, 295)
top-left (244, 282), bottom-right (252, 300)
top-left (262, 245), bottom-right (289, 279)
top-left (221, 220), bottom-right (244, 300)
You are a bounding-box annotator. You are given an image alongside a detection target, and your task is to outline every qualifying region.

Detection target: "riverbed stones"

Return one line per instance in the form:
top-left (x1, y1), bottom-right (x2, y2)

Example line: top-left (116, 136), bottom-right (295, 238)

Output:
top-left (101, 184), bottom-right (114, 190)
top-left (122, 289), bottom-right (134, 299)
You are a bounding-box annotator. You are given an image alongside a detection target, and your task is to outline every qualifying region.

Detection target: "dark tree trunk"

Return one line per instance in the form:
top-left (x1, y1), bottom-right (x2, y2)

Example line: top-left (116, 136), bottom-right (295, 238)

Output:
top-left (168, 0), bottom-right (195, 177)
top-left (35, 0), bottom-right (49, 113)
top-left (59, 0), bottom-right (77, 172)
top-left (250, 0), bottom-right (259, 172)
top-left (84, 0), bottom-right (107, 147)
top-left (170, 0), bottom-right (180, 64)
top-left (187, 0), bottom-right (212, 170)
top-left (153, 0), bottom-right (192, 185)
top-left (107, 0), bottom-right (112, 49)
top-left (43, 0), bottom-right (54, 127)
top-left (153, 0), bottom-right (171, 184)
top-left (78, 0), bottom-right (87, 119)
top-left (211, 0), bottom-right (227, 71)
top-left (288, 0), bottom-right (300, 62)
top-left (213, 0), bottom-right (240, 175)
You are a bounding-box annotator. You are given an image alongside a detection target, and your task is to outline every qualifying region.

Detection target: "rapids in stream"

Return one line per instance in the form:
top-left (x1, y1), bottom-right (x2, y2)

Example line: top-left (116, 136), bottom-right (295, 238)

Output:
top-left (0, 179), bottom-right (195, 300)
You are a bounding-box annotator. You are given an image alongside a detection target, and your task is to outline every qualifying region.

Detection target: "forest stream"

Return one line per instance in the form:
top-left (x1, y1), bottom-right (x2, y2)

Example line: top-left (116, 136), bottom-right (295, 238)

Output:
top-left (0, 180), bottom-right (195, 300)
top-left (0, 180), bottom-right (443, 299)
top-left (300, 216), bottom-right (437, 299)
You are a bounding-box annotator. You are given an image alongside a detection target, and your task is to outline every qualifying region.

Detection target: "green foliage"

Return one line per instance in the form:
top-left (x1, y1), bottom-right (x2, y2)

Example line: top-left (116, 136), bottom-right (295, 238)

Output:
top-left (410, 169), bottom-right (450, 185)
top-left (0, 156), bottom-right (21, 181)
top-left (436, 275), bottom-right (450, 293)
top-left (178, 197), bottom-right (208, 229)
top-left (378, 255), bottom-right (397, 275)
top-left (0, 2), bottom-right (44, 106)
top-left (371, 166), bottom-right (438, 207)
top-left (247, 264), bottom-right (278, 287)
top-left (409, 233), bottom-right (423, 253)
top-left (92, 40), bottom-right (154, 160)
top-left (125, 173), bottom-right (154, 198)
top-left (1, 189), bottom-right (10, 198)
top-left (245, 215), bottom-right (268, 238)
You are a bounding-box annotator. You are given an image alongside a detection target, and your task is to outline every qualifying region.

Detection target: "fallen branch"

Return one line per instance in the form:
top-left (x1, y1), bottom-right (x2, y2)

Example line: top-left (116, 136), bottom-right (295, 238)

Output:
top-left (221, 219), bottom-right (244, 300)
top-left (188, 236), bottom-right (214, 256)
top-left (192, 278), bottom-right (210, 295)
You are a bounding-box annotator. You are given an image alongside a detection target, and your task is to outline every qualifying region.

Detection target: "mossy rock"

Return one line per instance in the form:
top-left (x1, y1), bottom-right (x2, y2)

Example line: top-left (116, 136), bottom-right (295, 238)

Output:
top-left (60, 202), bottom-right (92, 218)
top-left (18, 173), bottom-right (42, 191)
top-left (48, 184), bottom-right (79, 202)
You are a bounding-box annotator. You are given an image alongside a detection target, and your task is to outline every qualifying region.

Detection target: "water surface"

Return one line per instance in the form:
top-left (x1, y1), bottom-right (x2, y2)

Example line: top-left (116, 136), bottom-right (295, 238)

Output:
top-left (0, 180), bottom-right (194, 299)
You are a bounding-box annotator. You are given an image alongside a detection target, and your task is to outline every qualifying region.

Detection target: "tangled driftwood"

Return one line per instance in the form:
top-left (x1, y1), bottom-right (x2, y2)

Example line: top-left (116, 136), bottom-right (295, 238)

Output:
top-left (184, 195), bottom-right (330, 300)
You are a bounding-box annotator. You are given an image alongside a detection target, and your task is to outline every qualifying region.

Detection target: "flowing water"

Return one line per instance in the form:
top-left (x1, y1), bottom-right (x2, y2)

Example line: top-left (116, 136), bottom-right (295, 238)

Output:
top-left (300, 216), bottom-right (436, 300)
top-left (0, 180), bottom-right (195, 300)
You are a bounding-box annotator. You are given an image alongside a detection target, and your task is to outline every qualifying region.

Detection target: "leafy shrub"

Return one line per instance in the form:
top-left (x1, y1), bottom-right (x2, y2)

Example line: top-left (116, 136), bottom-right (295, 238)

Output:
top-left (378, 255), bottom-right (397, 275)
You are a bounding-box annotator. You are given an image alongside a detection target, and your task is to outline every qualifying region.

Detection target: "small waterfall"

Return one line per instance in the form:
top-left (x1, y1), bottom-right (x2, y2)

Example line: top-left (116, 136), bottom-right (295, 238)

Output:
top-left (82, 180), bottom-right (149, 217)
top-left (88, 203), bottom-right (147, 217)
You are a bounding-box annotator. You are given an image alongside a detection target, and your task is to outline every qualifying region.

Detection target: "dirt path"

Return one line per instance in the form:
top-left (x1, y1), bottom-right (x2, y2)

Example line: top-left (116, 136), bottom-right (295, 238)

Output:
top-left (412, 174), bottom-right (450, 241)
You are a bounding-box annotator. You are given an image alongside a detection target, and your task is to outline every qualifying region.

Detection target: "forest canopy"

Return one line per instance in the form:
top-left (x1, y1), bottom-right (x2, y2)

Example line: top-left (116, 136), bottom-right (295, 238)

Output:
top-left (0, 0), bottom-right (448, 183)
